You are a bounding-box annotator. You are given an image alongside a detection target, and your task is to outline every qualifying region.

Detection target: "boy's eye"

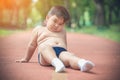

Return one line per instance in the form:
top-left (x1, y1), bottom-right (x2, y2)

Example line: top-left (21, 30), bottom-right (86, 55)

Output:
top-left (59, 23), bottom-right (63, 25)
top-left (52, 18), bottom-right (64, 25)
top-left (53, 19), bottom-right (57, 23)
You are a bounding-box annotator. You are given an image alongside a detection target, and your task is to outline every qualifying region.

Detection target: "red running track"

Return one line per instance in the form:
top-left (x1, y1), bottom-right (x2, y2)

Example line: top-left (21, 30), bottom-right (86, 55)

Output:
top-left (0, 31), bottom-right (120, 80)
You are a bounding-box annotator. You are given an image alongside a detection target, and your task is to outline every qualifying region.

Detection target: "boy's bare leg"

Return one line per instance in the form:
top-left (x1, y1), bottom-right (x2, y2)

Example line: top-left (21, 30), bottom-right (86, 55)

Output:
top-left (39, 53), bottom-right (50, 66)
top-left (40, 46), bottom-right (57, 64)
top-left (59, 51), bottom-right (95, 72)
top-left (40, 46), bottom-right (65, 72)
top-left (59, 52), bottom-right (80, 69)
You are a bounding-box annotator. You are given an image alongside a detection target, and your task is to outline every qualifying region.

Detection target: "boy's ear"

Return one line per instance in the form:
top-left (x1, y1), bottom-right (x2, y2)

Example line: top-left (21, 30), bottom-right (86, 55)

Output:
top-left (46, 15), bottom-right (49, 20)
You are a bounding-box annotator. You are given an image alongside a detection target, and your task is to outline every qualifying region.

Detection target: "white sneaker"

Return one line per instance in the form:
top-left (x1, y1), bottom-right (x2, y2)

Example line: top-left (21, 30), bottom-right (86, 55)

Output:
top-left (52, 58), bottom-right (65, 73)
top-left (78, 59), bottom-right (95, 72)
top-left (55, 65), bottom-right (65, 72)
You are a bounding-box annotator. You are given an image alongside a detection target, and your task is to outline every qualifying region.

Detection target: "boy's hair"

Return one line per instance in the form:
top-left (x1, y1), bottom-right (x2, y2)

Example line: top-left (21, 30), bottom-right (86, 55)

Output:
top-left (47, 6), bottom-right (70, 23)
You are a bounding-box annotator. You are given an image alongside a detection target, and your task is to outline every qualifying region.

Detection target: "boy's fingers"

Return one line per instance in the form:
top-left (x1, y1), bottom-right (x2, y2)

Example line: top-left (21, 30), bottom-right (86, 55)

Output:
top-left (15, 60), bottom-right (28, 63)
top-left (15, 60), bottom-right (21, 63)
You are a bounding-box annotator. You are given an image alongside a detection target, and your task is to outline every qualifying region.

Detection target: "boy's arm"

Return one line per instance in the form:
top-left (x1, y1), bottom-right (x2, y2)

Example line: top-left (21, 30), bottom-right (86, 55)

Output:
top-left (64, 29), bottom-right (67, 48)
top-left (16, 27), bottom-right (39, 63)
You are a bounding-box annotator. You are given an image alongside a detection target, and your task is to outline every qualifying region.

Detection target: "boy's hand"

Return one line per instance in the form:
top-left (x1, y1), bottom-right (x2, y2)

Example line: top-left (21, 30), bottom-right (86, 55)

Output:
top-left (16, 58), bottom-right (28, 63)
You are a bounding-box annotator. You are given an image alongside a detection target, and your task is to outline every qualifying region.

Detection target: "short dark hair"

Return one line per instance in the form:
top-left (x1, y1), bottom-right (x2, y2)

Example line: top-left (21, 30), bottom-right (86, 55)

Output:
top-left (47, 6), bottom-right (70, 23)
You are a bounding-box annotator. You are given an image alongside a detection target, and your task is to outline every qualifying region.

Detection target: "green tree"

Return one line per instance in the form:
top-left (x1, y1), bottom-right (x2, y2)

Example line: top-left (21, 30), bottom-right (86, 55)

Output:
top-left (35, 0), bottom-right (64, 20)
top-left (0, 0), bottom-right (32, 29)
top-left (105, 0), bottom-right (120, 24)
top-left (69, 0), bottom-right (95, 28)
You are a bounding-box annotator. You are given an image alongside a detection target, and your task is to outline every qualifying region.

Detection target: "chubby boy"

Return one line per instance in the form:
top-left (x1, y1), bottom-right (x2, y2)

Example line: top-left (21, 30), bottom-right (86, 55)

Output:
top-left (16, 6), bottom-right (95, 72)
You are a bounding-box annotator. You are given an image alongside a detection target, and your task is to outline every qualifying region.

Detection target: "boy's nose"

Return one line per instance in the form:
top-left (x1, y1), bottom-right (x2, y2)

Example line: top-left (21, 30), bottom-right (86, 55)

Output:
top-left (55, 24), bottom-right (59, 27)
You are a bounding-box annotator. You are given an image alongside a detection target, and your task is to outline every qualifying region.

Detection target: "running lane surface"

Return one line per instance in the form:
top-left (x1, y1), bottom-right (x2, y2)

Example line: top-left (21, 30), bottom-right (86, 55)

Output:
top-left (0, 31), bottom-right (120, 80)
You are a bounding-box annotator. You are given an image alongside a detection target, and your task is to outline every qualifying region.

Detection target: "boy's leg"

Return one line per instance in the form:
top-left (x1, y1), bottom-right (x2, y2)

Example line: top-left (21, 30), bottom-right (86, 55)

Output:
top-left (38, 53), bottom-right (51, 66)
top-left (40, 46), bottom-right (65, 72)
top-left (59, 51), bottom-right (95, 72)
top-left (59, 51), bottom-right (80, 69)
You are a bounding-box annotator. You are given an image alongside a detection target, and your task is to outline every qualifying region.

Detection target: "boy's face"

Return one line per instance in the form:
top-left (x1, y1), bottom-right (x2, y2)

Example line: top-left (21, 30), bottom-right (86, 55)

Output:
top-left (46, 15), bottom-right (65, 32)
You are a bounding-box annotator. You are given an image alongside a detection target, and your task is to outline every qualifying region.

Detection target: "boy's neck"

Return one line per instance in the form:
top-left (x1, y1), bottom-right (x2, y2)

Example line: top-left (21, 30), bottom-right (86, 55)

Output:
top-left (45, 27), bottom-right (62, 33)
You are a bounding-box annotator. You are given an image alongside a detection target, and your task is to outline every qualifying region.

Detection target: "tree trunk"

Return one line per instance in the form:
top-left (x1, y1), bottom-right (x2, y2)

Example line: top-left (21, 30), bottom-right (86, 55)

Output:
top-left (64, 0), bottom-right (71, 27)
top-left (94, 0), bottom-right (106, 28)
top-left (22, 9), bottom-right (28, 29)
top-left (108, 6), bottom-right (112, 24)
top-left (0, 10), bottom-right (3, 22)
top-left (114, 7), bottom-right (120, 23)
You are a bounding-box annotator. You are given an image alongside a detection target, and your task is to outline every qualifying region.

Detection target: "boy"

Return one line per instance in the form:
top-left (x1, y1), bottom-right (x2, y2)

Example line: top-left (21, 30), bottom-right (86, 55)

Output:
top-left (16, 6), bottom-right (95, 72)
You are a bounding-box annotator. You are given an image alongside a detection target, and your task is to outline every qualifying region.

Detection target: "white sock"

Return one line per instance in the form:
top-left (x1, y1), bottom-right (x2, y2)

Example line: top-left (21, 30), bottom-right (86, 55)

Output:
top-left (78, 59), bottom-right (95, 72)
top-left (51, 58), bottom-right (65, 72)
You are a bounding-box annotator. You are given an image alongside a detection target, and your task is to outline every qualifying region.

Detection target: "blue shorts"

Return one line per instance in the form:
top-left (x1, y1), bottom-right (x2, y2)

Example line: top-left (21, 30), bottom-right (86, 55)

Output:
top-left (38, 47), bottom-right (67, 64)
top-left (53, 47), bottom-right (67, 57)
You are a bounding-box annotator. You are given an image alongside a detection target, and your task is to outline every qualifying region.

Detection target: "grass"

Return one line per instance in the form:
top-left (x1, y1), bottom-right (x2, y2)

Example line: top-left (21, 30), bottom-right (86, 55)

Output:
top-left (66, 25), bottom-right (120, 43)
top-left (0, 25), bottom-right (120, 43)
top-left (0, 29), bottom-right (14, 36)
top-left (0, 29), bottom-right (25, 37)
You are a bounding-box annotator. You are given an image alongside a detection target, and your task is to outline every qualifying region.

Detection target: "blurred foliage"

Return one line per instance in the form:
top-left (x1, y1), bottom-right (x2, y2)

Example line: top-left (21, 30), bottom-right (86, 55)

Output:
top-left (35, 0), bottom-right (64, 20)
top-left (0, 0), bottom-right (120, 28)
top-left (0, 0), bottom-right (120, 42)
